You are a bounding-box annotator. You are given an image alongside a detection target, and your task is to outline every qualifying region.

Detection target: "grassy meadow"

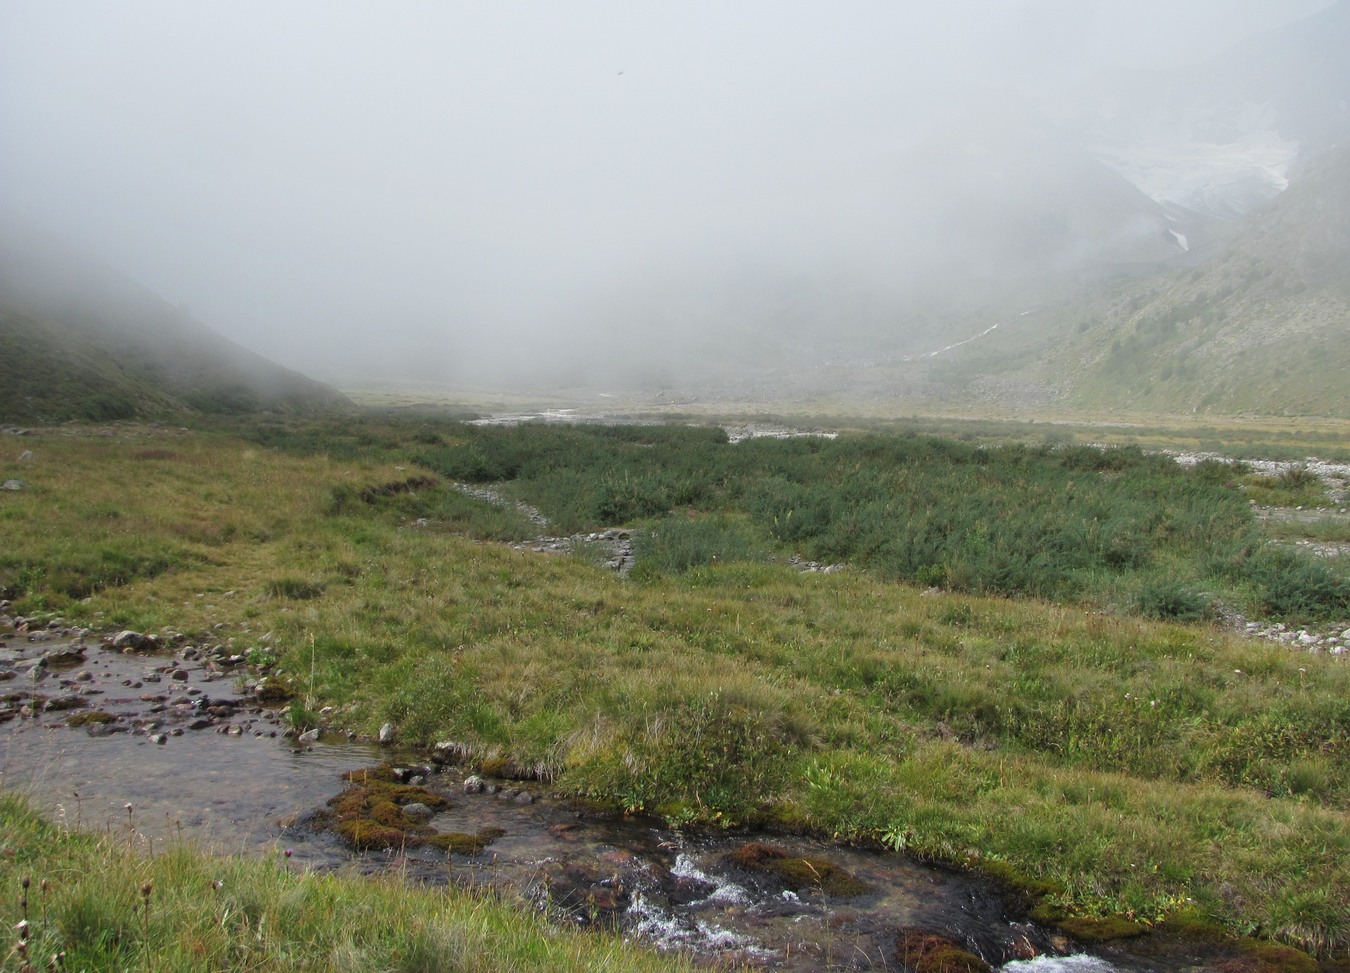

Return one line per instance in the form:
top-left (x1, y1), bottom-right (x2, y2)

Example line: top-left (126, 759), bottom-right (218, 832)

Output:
top-left (2, 416), bottom-right (1349, 961)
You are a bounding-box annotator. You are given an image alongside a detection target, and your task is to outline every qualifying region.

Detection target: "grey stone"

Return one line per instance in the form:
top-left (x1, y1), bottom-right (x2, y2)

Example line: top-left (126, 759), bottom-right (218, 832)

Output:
top-left (378, 722), bottom-right (395, 744)
top-left (112, 630), bottom-right (150, 651)
top-left (1, 480), bottom-right (25, 491)
top-left (297, 728), bottom-right (320, 744)
top-left (462, 775), bottom-right (486, 794)
top-left (402, 802), bottom-right (434, 821)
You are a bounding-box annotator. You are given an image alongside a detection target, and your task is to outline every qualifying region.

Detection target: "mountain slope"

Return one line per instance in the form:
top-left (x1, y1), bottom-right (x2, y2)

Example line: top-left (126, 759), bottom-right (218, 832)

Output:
top-left (1046, 145), bottom-right (1350, 416)
top-left (0, 223), bottom-right (351, 422)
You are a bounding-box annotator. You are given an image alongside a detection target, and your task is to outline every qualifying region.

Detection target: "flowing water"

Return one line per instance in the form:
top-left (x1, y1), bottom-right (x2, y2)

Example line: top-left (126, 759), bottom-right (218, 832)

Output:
top-left (0, 635), bottom-right (1249, 971)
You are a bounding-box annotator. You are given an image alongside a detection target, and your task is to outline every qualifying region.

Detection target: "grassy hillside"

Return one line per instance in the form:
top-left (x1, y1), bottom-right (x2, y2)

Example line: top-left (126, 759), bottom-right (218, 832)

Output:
top-left (0, 223), bottom-right (351, 422)
top-left (3, 417), bottom-right (1348, 957)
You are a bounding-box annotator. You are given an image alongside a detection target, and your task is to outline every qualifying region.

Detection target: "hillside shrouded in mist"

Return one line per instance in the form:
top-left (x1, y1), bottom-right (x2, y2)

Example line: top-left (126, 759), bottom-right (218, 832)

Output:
top-left (0, 1), bottom-right (1342, 394)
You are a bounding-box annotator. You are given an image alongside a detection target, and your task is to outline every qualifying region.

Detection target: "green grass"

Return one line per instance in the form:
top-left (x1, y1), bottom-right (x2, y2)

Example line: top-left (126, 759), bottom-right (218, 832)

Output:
top-left (3, 419), bottom-right (1350, 956)
top-left (0, 794), bottom-right (693, 972)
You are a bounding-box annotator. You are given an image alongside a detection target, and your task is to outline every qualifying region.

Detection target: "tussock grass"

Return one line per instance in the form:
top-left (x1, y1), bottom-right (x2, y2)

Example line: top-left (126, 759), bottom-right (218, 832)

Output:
top-left (4, 420), bottom-right (1350, 955)
top-left (0, 794), bottom-right (692, 972)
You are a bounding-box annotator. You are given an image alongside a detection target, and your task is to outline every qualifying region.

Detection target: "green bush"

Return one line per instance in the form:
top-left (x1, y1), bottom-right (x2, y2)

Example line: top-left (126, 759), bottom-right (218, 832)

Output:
top-left (632, 514), bottom-right (772, 576)
top-left (1135, 579), bottom-right (1212, 621)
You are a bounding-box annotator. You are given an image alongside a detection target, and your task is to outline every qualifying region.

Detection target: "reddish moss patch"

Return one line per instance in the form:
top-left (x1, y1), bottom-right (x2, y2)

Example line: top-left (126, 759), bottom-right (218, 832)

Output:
top-left (322, 766), bottom-right (502, 856)
top-left (726, 842), bottom-right (868, 897)
top-left (896, 929), bottom-right (991, 973)
top-left (335, 819), bottom-right (410, 850)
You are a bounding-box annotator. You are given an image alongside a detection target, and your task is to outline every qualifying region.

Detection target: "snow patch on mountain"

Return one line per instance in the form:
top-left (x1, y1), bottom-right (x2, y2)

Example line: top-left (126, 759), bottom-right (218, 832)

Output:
top-left (1090, 105), bottom-right (1299, 220)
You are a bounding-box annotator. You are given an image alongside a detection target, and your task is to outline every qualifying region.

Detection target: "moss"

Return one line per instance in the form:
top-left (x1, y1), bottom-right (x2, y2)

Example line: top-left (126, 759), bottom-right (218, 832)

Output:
top-left (978, 858), bottom-right (1065, 904)
top-left (66, 710), bottom-right (117, 727)
top-left (1027, 902), bottom-right (1068, 925)
top-left (1057, 916), bottom-right (1149, 943)
top-left (341, 765), bottom-right (398, 784)
top-left (476, 755), bottom-right (538, 780)
top-left (335, 819), bottom-right (410, 850)
top-left (255, 681), bottom-right (295, 704)
top-left (324, 768), bottom-right (496, 855)
top-left (422, 827), bottom-right (507, 855)
top-left (896, 929), bottom-right (992, 973)
top-left (1241, 940), bottom-right (1319, 973)
top-left (1131, 912), bottom-right (1319, 972)
top-left (758, 801), bottom-right (814, 835)
top-left (368, 800), bottom-right (407, 828)
top-left (725, 842), bottom-right (868, 897)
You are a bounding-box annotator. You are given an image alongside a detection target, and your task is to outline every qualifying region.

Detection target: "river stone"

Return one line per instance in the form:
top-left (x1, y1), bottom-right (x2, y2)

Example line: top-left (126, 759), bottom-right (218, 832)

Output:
top-left (297, 728), bottom-right (319, 744)
top-left (40, 647), bottom-right (88, 667)
top-left (378, 722), bottom-right (395, 744)
top-left (514, 791), bottom-right (535, 805)
top-left (463, 775), bottom-right (486, 794)
top-left (402, 802), bottom-right (435, 821)
top-left (112, 630), bottom-right (150, 651)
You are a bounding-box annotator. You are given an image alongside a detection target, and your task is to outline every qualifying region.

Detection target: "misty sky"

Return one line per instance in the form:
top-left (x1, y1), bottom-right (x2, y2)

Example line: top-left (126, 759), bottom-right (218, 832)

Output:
top-left (0, 1), bottom-right (1335, 386)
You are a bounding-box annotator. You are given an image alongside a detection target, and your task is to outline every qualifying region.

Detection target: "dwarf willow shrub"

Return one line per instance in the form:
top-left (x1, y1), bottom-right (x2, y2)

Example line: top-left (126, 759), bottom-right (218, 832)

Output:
top-left (402, 421), bottom-right (1344, 622)
top-left (632, 514), bottom-right (771, 577)
top-left (1245, 547), bottom-right (1350, 622)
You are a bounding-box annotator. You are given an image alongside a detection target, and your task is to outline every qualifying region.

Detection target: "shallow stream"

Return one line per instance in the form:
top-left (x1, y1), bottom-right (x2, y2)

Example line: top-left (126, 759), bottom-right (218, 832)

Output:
top-left (0, 635), bottom-right (1244, 971)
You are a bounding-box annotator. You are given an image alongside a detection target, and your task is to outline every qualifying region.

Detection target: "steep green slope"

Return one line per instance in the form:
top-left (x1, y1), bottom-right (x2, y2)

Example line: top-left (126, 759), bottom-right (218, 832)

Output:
top-left (0, 222), bottom-right (351, 422)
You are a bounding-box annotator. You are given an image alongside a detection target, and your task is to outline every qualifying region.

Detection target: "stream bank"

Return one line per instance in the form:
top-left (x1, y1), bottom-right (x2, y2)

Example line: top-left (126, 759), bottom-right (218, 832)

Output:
top-left (0, 628), bottom-right (1325, 972)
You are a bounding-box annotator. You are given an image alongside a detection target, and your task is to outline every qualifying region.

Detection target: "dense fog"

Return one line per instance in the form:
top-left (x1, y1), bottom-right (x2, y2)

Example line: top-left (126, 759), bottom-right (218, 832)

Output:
top-left (0, 1), bottom-right (1336, 389)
